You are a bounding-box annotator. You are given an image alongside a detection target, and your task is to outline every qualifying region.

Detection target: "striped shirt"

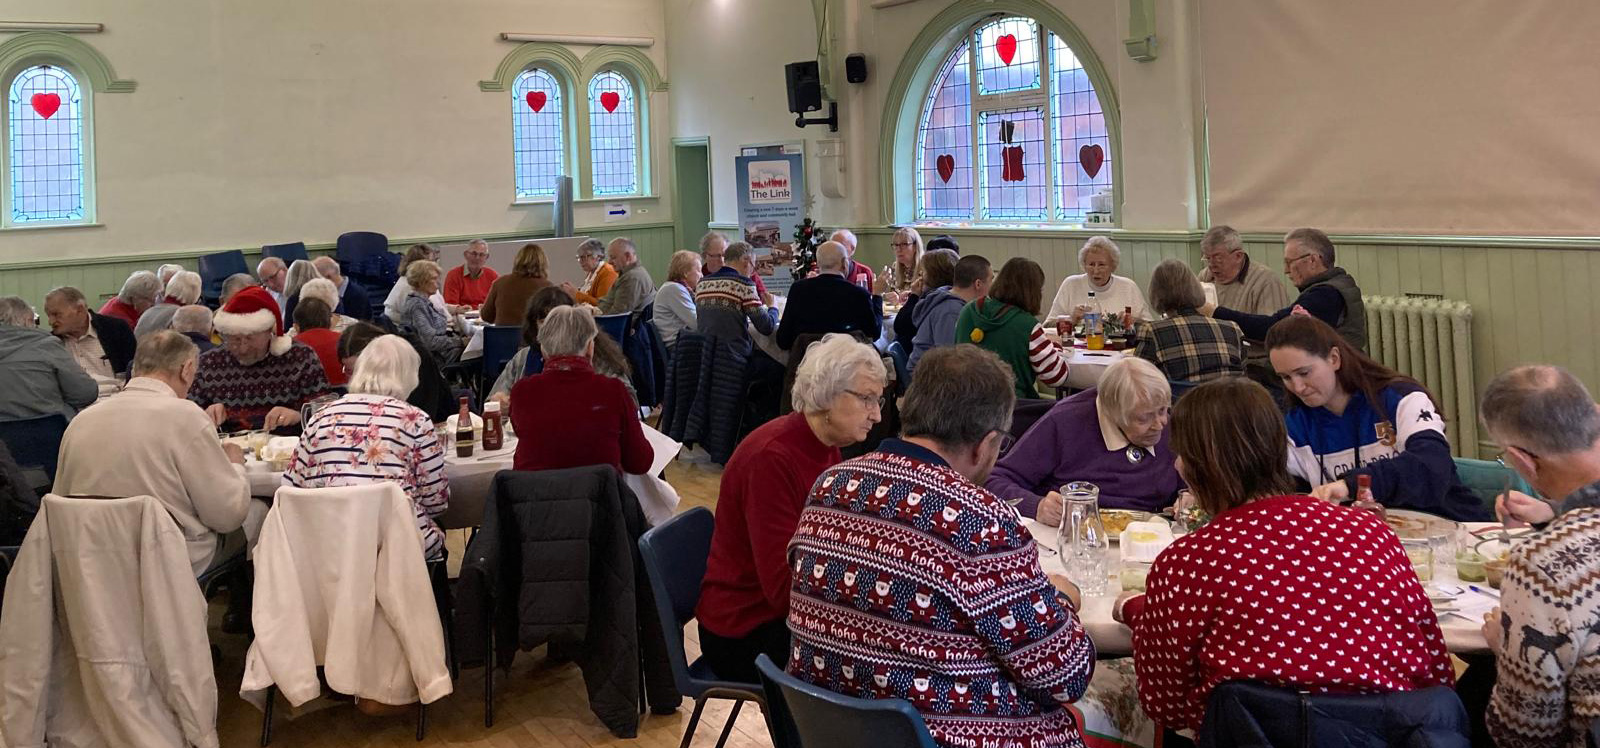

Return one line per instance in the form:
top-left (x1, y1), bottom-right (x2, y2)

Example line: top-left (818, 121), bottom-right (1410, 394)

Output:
top-left (284, 393), bottom-right (450, 560)
top-left (1026, 324), bottom-right (1071, 390)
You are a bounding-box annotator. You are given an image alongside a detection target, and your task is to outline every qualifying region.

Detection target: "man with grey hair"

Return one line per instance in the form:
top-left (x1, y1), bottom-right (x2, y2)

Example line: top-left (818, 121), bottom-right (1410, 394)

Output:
top-left (311, 255), bottom-right (371, 321)
top-left (775, 240), bottom-right (880, 351)
top-left (55, 329), bottom-right (260, 579)
top-left (443, 238), bottom-right (499, 309)
top-left (43, 285), bottom-right (137, 388)
top-left (694, 240), bottom-right (778, 351)
top-left (220, 272), bottom-right (257, 305)
top-left (0, 296), bottom-right (97, 421)
top-left (564, 238), bottom-right (617, 306)
top-left (592, 237), bottom-right (656, 315)
top-left (1473, 365), bottom-right (1600, 747)
top-left (703, 230), bottom-right (769, 298)
top-left (99, 270), bottom-right (163, 329)
top-left (1203, 227), bottom-right (1367, 350)
top-left (828, 228), bottom-right (876, 289)
top-left (257, 256), bottom-right (289, 314)
top-left (786, 344), bottom-right (1097, 748)
top-left (1197, 224), bottom-right (1289, 316)
top-left (171, 304), bottom-right (216, 352)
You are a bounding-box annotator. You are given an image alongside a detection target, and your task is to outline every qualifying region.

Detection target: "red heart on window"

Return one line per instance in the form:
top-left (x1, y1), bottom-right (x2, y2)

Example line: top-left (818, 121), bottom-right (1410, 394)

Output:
top-left (1079, 144), bottom-right (1105, 179)
top-left (1002, 146), bottom-right (1026, 182)
top-left (525, 91), bottom-right (547, 113)
top-left (935, 154), bottom-right (955, 183)
top-left (30, 93), bottom-right (60, 119)
top-left (996, 34), bottom-right (1018, 65)
top-left (600, 91), bottom-right (620, 113)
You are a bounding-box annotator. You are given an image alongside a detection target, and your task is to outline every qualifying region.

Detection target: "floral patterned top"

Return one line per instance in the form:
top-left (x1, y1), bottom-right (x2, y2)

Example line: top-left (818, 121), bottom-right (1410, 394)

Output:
top-left (285, 393), bottom-right (450, 560)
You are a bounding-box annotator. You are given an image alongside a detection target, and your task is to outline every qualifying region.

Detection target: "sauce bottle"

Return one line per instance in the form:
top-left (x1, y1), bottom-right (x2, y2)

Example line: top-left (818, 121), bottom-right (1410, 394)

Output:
top-left (1084, 291), bottom-right (1105, 351)
top-left (455, 396), bottom-right (475, 458)
top-left (482, 401), bottom-right (504, 452)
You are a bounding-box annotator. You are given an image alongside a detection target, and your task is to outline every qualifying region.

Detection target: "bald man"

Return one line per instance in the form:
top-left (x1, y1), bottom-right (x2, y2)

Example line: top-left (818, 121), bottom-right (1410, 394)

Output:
top-left (829, 228), bottom-right (877, 290)
top-left (257, 257), bottom-right (288, 314)
top-left (775, 241), bottom-right (881, 351)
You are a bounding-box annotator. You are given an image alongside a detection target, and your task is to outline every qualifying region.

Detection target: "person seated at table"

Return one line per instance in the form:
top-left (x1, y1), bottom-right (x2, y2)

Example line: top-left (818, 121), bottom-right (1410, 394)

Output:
top-left (788, 344), bottom-right (1095, 748)
top-left (568, 238), bottom-right (616, 306)
top-left (1197, 225), bottom-right (1289, 315)
top-left (280, 259), bottom-right (317, 309)
top-left (286, 334), bottom-right (450, 562)
top-left (1116, 376), bottom-right (1453, 734)
top-left (955, 257), bottom-right (1071, 399)
top-left (156, 262), bottom-right (184, 288)
top-left (172, 304), bottom-right (216, 353)
top-left (257, 256), bottom-right (289, 314)
top-left (488, 286), bottom-right (635, 407)
top-left (481, 242), bottom-right (553, 325)
top-left (701, 230), bottom-right (769, 297)
top-left (133, 270), bottom-right (203, 339)
top-left (338, 322), bottom-right (453, 421)
top-left (1266, 315), bottom-right (1488, 521)
top-left (925, 234), bottom-right (960, 255)
top-left (890, 247), bottom-right (956, 351)
top-left (397, 260), bottom-right (464, 365)
top-left (776, 241), bottom-right (880, 351)
top-left (0, 296), bottom-right (97, 421)
top-left (653, 250), bottom-right (702, 349)
top-left (1201, 227), bottom-right (1367, 350)
top-left (509, 306), bottom-right (651, 476)
top-left (1136, 259), bottom-right (1245, 383)
top-left (44, 285), bottom-right (137, 385)
top-left (385, 244), bottom-right (449, 324)
top-left (0, 441), bottom-right (38, 546)
top-left (876, 226), bottom-right (923, 302)
top-left (294, 278), bottom-right (356, 333)
top-left (1477, 365), bottom-right (1600, 747)
top-left (292, 297), bottom-right (346, 386)
top-left (695, 240), bottom-right (778, 354)
top-left (828, 229), bottom-right (876, 289)
top-left (444, 238), bottom-right (499, 310)
top-left (908, 253), bottom-right (989, 376)
top-left (99, 270), bottom-right (163, 329)
top-left (988, 356), bottom-right (1182, 521)
top-left (55, 330), bottom-right (259, 577)
top-left (191, 286), bottom-right (331, 432)
top-left (565, 238), bottom-right (655, 315)
top-left (312, 255), bottom-right (371, 321)
top-left (1046, 236), bottom-right (1151, 327)
top-left (696, 334), bottom-right (885, 683)
top-left (221, 272), bottom-right (259, 305)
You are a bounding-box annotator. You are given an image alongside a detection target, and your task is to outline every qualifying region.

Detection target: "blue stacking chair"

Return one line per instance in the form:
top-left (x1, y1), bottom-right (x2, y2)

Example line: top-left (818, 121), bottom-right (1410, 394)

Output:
top-left (335, 231), bottom-right (389, 263)
top-left (0, 414), bottom-right (69, 482)
top-left (479, 324), bottom-right (524, 391)
top-left (754, 654), bottom-right (937, 748)
top-left (596, 313), bottom-right (630, 346)
top-left (260, 242), bottom-right (309, 264)
top-left (196, 250), bottom-right (249, 304)
top-left (637, 508), bottom-right (765, 748)
top-left (886, 341), bottom-right (911, 394)
top-left (1454, 457), bottom-right (1535, 513)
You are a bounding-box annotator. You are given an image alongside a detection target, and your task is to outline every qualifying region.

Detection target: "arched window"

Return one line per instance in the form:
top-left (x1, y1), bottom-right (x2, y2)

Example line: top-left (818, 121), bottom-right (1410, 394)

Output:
top-left (512, 67), bottom-right (565, 199)
top-left (915, 15), bottom-right (1112, 224)
top-left (7, 64), bottom-right (86, 224)
top-left (587, 69), bottom-right (639, 197)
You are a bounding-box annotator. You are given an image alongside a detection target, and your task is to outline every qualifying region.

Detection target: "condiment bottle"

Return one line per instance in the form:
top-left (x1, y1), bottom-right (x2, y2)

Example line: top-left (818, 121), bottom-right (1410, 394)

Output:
top-left (1353, 474), bottom-right (1385, 521)
top-left (455, 396), bottom-right (475, 458)
top-left (482, 401), bottom-right (504, 452)
top-left (1084, 291), bottom-right (1105, 351)
top-left (1122, 306), bottom-right (1134, 334)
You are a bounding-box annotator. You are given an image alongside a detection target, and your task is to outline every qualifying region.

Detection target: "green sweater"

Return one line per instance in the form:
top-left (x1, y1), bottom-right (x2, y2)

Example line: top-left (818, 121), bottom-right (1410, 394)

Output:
top-left (955, 298), bottom-right (1042, 400)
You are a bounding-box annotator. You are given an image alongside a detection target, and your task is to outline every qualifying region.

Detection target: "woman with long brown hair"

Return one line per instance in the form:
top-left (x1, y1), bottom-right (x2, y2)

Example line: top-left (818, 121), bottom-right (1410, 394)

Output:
top-left (953, 257), bottom-right (1070, 399)
top-left (1266, 315), bottom-right (1487, 520)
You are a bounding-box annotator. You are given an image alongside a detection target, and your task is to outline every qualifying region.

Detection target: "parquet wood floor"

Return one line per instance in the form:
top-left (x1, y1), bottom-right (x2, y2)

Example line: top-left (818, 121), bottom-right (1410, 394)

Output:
top-left (210, 460), bottom-right (774, 748)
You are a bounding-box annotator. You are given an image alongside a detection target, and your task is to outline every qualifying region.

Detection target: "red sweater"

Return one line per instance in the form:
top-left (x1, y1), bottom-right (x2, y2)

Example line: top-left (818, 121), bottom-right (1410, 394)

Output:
top-left (295, 327), bottom-right (346, 386)
top-left (509, 356), bottom-right (651, 476)
top-left (696, 412), bottom-right (839, 638)
top-left (1127, 494), bottom-right (1454, 731)
top-left (444, 265), bottom-right (499, 308)
top-left (98, 297), bottom-right (142, 328)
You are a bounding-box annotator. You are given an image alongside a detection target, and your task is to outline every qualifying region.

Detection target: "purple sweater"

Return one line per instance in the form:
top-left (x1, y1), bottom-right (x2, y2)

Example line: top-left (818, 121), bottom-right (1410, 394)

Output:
top-left (986, 389), bottom-right (1183, 515)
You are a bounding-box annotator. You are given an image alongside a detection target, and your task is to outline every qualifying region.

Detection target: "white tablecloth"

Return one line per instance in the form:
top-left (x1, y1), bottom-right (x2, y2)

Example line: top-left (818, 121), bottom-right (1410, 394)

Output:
top-left (459, 316), bottom-right (486, 360)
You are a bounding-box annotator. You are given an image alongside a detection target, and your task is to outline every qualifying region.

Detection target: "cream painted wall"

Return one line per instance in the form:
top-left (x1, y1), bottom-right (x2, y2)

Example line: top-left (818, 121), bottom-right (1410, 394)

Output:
top-left (0, 0), bottom-right (673, 263)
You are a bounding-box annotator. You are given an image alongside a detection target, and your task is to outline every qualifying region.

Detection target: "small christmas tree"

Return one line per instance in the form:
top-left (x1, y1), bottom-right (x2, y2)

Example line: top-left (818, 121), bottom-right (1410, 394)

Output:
top-left (792, 217), bottom-right (825, 279)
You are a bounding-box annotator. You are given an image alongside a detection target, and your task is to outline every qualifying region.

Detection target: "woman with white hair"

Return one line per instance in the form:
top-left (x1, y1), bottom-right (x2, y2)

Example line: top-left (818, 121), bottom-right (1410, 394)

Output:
top-left (133, 270), bottom-right (205, 339)
top-left (283, 259), bottom-right (320, 302)
top-left (293, 277), bottom-right (355, 333)
top-left (696, 333), bottom-right (886, 683)
top-left (987, 356), bottom-right (1183, 524)
top-left (1046, 235), bottom-right (1151, 327)
top-left (510, 305), bottom-right (651, 475)
top-left (99, 270), bottom-right (165, 328)
top-left (399, 260), bottom-right (463, 364)
top-left (285, 334), bottom-right (450, 561)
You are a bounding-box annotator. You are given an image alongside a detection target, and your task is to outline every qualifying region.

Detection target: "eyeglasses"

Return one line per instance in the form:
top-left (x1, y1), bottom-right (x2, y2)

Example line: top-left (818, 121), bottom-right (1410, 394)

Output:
top-left (1496, 446), bottom-right (1540, 467)
top-left (999, 431), bottom-right (1015, 452)
top-left (1283, 253), bottom-right (1317, 270)
top-left (844, 389), bottom-right (885, 410)
top-left (890, 242), bottom-right (916, 248)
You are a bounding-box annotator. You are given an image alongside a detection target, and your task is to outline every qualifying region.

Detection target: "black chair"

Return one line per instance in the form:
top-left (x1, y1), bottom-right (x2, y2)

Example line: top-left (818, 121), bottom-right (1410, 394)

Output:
top-left (1005, 399), bottom-right (1056, 455)
top-left (754, 653), bottom-right (937, 748)
top-left (638, 508), bottom-right (764, 748)
top-left (335, 231), bottom-right (389, 264)
top-left (0, 414), bottom-right (68, 482)
top-left (197, 250), bottom-right (249, 304)
top-left (479, 324), bottom-right (523, 392)
top-left (1198, 681), bottom-right (1470, 747)
top-left (261, 242), bottom-right (309, 264)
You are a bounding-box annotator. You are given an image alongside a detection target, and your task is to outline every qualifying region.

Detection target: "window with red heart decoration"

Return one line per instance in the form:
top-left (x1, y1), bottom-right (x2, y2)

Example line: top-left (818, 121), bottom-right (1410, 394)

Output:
top-left (511, 68), bottom-right (565, 199)
top-left (7, 64), bottom-right (87, 223)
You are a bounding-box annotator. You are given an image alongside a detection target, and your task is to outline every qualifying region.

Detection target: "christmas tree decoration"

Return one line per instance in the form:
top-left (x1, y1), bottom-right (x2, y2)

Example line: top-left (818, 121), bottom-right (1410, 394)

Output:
top-left (791, 216), bottom-right (825, 279)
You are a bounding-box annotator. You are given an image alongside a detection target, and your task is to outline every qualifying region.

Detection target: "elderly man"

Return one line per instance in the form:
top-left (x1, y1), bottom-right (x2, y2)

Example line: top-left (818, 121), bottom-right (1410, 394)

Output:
top-left (1202, 227), bottom-right (1367, 350)
top-left (98, 270), bottom-right (163, 328)
top-left (701, 230), bottom-right (768, 297)
top-left (566, 238), bottom-right (616, 306)
top-left (54, 330), bottom-right (260, 577)
top-left (443, 238), bottom-right (499, 309)
top-left (310, 255), bottom-right (371, 321)
top-left (220, 272), bottom-right (257, 304)
top-left (695, 240), bottom-right (778, 353)
top-left (0, 296), bottom-right (97, 421)
top-left (1197, 225), bottom-right (1289, 315)
top-left (44, 285), bottom-right (137, 386)
top-left (787, 345), bottom-right (1095, 748)
top-left (909, 254), bottom-right (991, 374)
top-left (1476, 365), bottom-right (1600, 748)
top-left (775, 241), bottom-right (879, 350)
top-left (257, 256), bottom-right (289, 314)
top-left (192, 286), bottom-right (330, 432)
top-left (828, 228), bottom-right (876, 289)
top-left (587, 238), bottom-right (655, 315)
top-left (172, 304), bottom-right (216, 352)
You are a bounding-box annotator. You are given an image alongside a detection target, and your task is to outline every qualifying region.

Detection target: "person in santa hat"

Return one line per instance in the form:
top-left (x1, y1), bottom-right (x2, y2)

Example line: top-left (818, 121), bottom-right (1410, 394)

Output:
top-left (190, 285), bottom-right (331, 432)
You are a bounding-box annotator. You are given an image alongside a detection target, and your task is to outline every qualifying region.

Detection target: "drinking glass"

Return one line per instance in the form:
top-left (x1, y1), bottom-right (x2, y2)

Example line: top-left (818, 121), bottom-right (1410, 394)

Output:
top-left (1056, 482), bottom-right (1109, 596)
top-left (1402, 538), bottom-right (1434, 583)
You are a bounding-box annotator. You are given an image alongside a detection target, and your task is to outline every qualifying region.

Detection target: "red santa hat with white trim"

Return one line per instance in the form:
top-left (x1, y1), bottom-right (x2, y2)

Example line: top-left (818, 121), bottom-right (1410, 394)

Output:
top-left (212, 285), bottom-right (292, 356)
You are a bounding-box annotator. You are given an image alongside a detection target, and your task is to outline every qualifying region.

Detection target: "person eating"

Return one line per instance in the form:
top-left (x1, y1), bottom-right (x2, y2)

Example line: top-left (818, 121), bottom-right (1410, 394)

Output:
top-left (190, 286), bottom-right (331, 432)
top-left (1046, 236), bottom-right (1150, 327)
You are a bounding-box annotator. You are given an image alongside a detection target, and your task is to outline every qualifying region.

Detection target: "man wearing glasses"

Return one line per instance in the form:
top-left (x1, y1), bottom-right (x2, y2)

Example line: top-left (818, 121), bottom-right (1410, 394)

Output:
top-left (1199, 226), bottom-right (1368, 351)
top-left (257, 257), bottom-right (290, 315)
top-left (443, 238), bottom-right (500, 310)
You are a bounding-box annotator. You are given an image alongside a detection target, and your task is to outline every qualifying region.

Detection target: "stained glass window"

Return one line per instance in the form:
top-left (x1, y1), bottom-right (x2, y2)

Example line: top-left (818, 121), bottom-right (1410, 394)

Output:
top-left (588, 70), bottom-right (638, 196)
top-left (1051, 33), bottom-right (1110, 222)
top-left (979, 108), bottom-right (1047, 221)
top-left (8, 65), bottom-right (85, 224)
top-left (512, 68), bottom-right (564, 199)
top-left (976, 17), bottom-right (1040, 95)
top-left (917, 41), bottom-right (973, 220)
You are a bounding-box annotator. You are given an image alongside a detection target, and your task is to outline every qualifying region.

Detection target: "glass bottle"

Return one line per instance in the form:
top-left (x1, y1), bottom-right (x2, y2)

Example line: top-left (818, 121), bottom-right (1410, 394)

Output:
top-left (455, 396), bottom-right (475, 458)
top-left (1056, 481), bottom-right (1109, 596)
top-left (1084, 292), bottom-right (1105, 350)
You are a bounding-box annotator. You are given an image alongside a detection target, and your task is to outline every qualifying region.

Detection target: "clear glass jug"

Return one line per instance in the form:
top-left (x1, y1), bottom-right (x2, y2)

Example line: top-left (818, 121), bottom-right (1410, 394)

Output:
top-left (1056, 481), bottom-right (1109, 596)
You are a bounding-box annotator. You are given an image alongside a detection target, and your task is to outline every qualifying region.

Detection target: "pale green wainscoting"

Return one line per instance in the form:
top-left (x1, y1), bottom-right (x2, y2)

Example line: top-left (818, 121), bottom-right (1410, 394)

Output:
top-left (0, 223), bottom-right (680, 311)
top-left (852, 227), bottom-right (1600, 457)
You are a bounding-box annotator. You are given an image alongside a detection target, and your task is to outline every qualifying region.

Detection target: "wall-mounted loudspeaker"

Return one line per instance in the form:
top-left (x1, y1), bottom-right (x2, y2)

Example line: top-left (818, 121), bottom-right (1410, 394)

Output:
top-left (845, 54), bottom-right (867, 84)
top-left (785, 61), bottom-right (822, 114)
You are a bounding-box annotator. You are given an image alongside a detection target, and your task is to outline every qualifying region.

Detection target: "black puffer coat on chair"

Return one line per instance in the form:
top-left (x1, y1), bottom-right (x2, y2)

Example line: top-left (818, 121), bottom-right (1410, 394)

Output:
top-left (658, 331), bottom-right (750, 464)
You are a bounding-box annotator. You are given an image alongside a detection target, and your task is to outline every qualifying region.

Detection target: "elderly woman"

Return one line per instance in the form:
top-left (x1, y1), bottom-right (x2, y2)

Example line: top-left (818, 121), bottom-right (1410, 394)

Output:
top-left (568, 238), bottom-right (616, 306)
top-left (481, 242), bottom-right (553, 325)
top-left (134, 270), bottom-right (204, 338)
top-left (987, 356), bottom-right (1183, 521)
top-left (891, 247), bottom-right (957, 350)
top-left (489, 286), bottom-right (634, 407)
top-left (283, 259), bottom-right (320, 305)
top-left (955, 257), bottom-right (1071, 399)
top-left (1046, 236), bottom-right (1151, 326)
top-left (295, 278), bottom-right (355, 333)
top-left (99, 270), bottom-right (164, 328)
top-left (338, 322), bottom-right (453, 421)
top-left (384, 244), bottom-right (448, 324)
top-left (696, 333), bottom-right (886, 683)
top-left (510, 306), bottom-right (651, 475)
top-left (398, 260), bottom-right (463, 364)
top-left (1136, 258), bottom-right (1245, 383)
top-left (286, 334), bottom-right (450, 561)
top-left (877, 226), bottom-right (924, 302)
top-left (1117, 378), bottom-right (1453, 734)
top-left (653, 250), bottom-right (702, 349)
top-left (292, 297), bottom-right (345, 386)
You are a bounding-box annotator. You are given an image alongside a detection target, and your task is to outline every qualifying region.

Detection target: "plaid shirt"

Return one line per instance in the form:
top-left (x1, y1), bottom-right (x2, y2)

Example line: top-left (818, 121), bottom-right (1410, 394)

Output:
top-left (1134, 310), bottom-right (1245, 383)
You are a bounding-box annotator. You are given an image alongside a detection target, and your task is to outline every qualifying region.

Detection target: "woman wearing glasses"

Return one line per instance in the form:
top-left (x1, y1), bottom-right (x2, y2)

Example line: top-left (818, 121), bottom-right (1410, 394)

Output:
top-left (877, 226), bottom-right (924, 303)
top-left (696, 334), bottom-right (886, 682)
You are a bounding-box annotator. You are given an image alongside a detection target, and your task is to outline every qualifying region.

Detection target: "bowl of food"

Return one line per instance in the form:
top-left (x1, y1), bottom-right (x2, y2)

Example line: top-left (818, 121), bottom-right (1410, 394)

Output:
top-left (1484, 555), bottom-right (1509, 588)
top-left (1100, 509), bottom-right (1152, 541)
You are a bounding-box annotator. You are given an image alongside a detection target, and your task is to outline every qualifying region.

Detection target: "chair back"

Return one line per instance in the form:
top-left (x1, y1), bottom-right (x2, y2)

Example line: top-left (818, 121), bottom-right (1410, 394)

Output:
top-left (1199, 681), bottom-right (1470, 748)
top-left (261, 242), bottom-right (310, 264)
top-left (885, 341), bottom-right (911, 395)
top-left (196, 250), bottom-right (249, 303)
top-left (1453, 457), bottom-right (1534, 513)
top-left (754, 654), bottom-right (937, 748)
top-left (1588, 715), bottom-right (1600, 748)
top-left (335, 231), bottom-right (389, 263)
top-left (637, 507), bottom-right (715, 695)
top-left (596, 313), bottom-right (630, 345)
top-left (1169, 379), bottom-right (1201, 400)
top-left (1006, 399), bottom-right (1056, 455)
top-left (480, 325), bottom-right (524, 386)
top-left (0, 414), bottom-right (68, 481)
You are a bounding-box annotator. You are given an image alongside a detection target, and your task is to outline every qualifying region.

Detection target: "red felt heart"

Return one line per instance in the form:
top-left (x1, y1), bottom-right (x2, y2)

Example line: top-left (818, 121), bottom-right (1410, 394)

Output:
top-left (525, 91), bottom-right (547, 113)
top-left (935, 154), bottom-right (955, 183)
top-left (600, 91), bottom-right (620, 113)
top-left (1079, 143), bottom-right (1105, 179)
top-left (1002, 146), bottom-right (1026, 182)
top-left (30, 93), bottom-right (60, 120)
top-left (996, 34), bottom-right (1018, 65)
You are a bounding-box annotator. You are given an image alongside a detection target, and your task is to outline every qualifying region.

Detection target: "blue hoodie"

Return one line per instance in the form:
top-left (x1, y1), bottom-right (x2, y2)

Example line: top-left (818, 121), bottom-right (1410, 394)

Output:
top-left (907, 286), bottom-right (966, 376)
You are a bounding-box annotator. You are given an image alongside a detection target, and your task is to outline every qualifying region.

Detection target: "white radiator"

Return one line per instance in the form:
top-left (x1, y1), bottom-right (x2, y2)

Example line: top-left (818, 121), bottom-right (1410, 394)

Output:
top-left (1364, 296), bottom-right (1476, 458)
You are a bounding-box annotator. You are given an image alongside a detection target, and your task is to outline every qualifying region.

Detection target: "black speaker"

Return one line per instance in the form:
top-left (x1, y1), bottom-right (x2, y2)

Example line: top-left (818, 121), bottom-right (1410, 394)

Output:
top-left (785, 60), bottom-right (822, 114)
top-left (845, 53), bottom-right (867, 84)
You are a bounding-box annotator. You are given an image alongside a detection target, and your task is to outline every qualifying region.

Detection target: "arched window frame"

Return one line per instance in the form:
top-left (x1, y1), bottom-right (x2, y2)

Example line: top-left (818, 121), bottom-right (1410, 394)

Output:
top-left (879, 0), bottom-right (1120, 228)
top-left (581, 65), bottom-right (645, 198)
top-left (511, 65), bottom-right (574, 200)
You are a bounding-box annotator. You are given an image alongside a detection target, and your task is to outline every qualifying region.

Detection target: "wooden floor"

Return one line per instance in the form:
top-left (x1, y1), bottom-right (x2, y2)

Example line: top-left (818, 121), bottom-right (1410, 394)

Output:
top-left (211, 459), bottom-right (776, 748)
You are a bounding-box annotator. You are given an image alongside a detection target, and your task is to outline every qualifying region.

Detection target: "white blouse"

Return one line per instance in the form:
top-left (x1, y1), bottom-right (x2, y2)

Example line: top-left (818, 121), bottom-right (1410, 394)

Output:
top-left (1046, 274), bottom-right (1152, 323)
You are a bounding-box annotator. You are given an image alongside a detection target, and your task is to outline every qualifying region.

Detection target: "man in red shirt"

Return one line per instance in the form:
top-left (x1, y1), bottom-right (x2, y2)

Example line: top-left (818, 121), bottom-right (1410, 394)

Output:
top-left (99, 270), bottom-right (163, 328)
top-left (443, 239), bottom-right (499, 309)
